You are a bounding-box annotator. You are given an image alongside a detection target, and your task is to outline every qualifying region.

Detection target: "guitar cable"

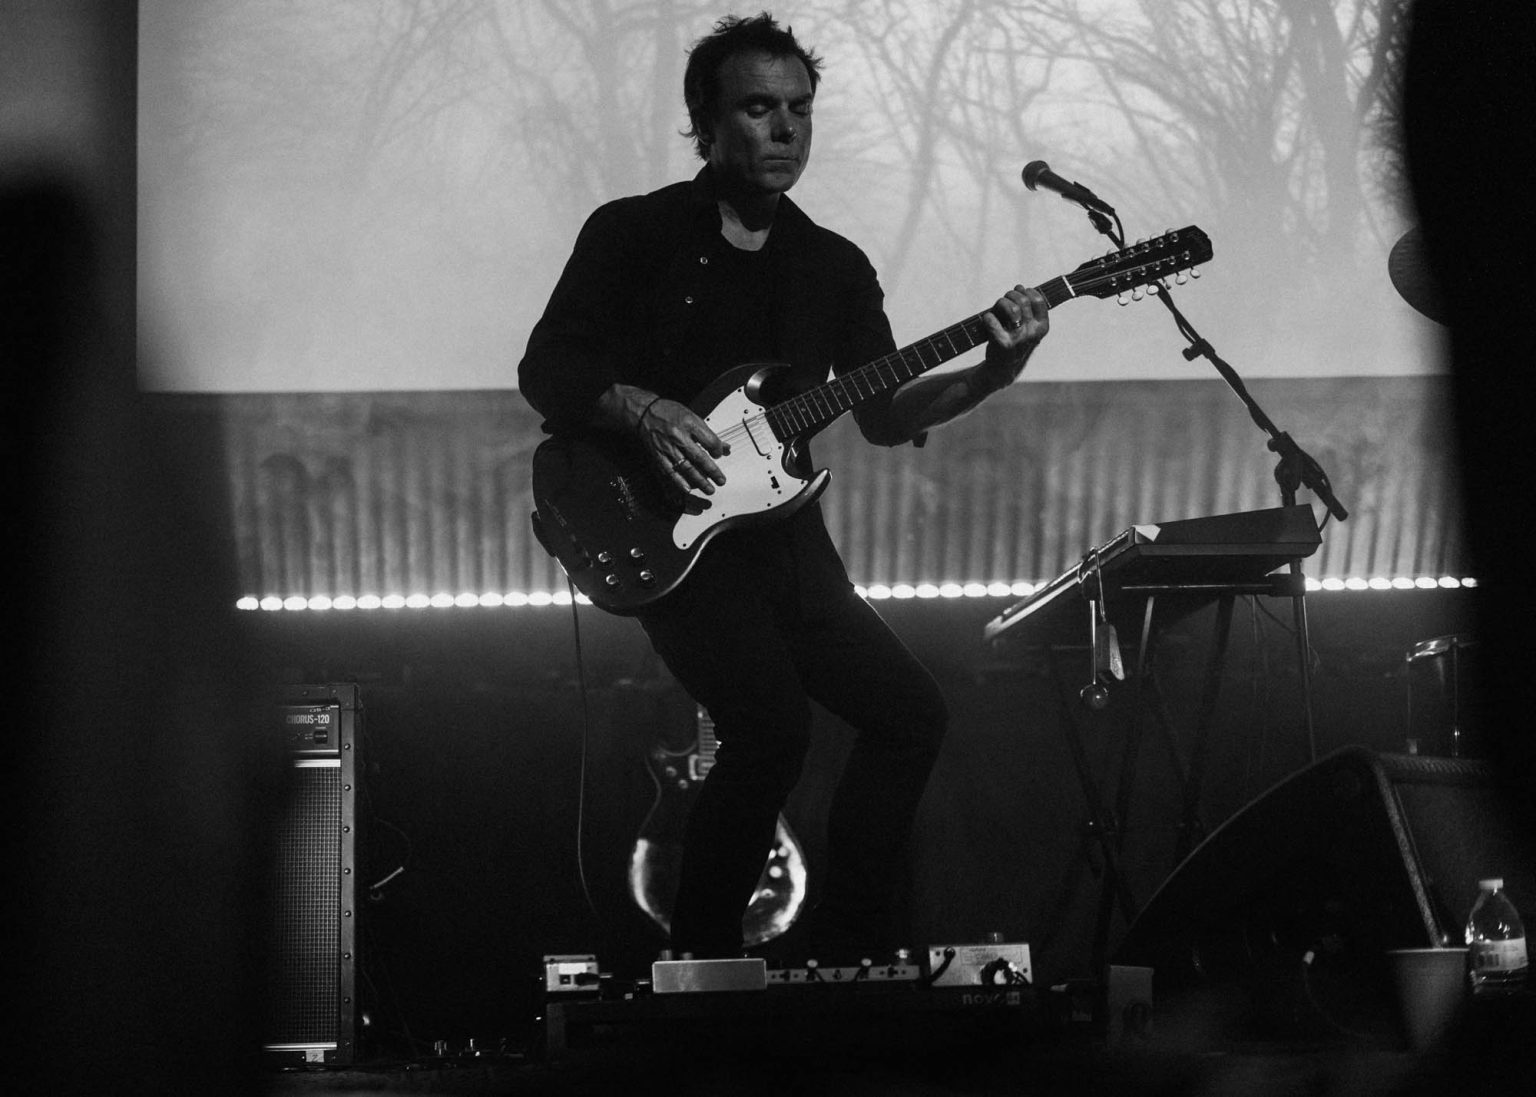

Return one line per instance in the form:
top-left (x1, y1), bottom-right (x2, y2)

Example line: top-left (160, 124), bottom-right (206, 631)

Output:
top-left (564, 578), bottom-right (607, 931)
top-left (922, 947), bottom-right (956, 987)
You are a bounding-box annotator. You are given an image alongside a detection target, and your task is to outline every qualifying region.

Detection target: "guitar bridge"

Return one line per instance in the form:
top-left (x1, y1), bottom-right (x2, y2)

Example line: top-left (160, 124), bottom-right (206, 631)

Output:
top-left (608, 475), bottom-right (641, 522)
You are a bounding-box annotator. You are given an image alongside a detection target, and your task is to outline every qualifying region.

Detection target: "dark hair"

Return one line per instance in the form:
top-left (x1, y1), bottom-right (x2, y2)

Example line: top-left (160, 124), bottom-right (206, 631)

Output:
top-left (682, 13), bottom-right (823, 161)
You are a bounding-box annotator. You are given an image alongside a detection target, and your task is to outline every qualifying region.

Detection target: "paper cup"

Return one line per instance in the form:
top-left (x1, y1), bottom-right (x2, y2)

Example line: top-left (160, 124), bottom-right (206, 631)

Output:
top-left (1386, 947), bottom-right (1468, 1050)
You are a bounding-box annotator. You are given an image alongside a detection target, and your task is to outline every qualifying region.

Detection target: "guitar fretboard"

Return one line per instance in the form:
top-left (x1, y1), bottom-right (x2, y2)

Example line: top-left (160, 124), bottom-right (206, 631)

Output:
top-left (765, 275), bottom-right (1078, 440)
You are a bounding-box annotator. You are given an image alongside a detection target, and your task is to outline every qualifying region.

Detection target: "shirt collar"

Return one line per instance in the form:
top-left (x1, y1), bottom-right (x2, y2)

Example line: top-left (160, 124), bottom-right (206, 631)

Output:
top-left (685, 165), bottom-right (809, 247)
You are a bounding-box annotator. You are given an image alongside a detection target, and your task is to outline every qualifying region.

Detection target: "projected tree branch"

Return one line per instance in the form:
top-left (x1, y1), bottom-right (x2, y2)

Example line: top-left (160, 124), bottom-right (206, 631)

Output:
top-left (1021, 0), bottom-right (1407, 272)
top-left (141, 0), bottom-right (1427, 392)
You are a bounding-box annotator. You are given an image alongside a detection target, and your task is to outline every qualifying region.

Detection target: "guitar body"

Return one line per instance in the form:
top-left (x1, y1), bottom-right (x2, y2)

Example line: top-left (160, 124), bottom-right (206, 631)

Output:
top-left (531, 361), bottom-right (830, 614)
top-left (627, 708), bottom-right (808, 947)
top-left (530, 227), bottom-right (1213, 614)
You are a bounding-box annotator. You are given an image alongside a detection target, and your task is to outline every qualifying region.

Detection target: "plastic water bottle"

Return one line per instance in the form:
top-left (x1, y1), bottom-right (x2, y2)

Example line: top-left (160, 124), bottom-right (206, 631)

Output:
top-left (1465, 878), bottom-right (1528, 995)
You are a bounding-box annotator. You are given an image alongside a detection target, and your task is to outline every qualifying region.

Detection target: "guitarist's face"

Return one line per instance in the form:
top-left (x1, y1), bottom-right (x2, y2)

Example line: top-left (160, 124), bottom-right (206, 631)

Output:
top-left (705, 50), bottom-right (814, 198)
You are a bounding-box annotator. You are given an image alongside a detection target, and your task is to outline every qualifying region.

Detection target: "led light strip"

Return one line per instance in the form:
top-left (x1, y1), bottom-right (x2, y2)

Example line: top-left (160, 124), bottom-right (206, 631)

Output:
top-left (235, 576), bottom-right (1477, 612)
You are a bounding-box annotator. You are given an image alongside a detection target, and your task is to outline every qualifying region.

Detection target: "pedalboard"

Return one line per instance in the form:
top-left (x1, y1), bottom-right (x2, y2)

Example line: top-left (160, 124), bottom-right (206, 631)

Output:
top-left (554, 941), bottom-right (1032, 1001)
top-left (543, 944), bottom-right (1045, 1061)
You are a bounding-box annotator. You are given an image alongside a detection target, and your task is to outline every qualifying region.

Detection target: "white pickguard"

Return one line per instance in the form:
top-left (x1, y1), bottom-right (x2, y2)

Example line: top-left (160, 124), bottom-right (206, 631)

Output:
top-left (672, 384), bottom-right (820, 550)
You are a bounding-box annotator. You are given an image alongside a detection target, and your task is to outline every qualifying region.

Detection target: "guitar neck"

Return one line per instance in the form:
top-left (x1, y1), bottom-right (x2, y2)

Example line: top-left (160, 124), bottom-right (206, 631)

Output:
top-left (765, 273), bottom-right (1079, 440)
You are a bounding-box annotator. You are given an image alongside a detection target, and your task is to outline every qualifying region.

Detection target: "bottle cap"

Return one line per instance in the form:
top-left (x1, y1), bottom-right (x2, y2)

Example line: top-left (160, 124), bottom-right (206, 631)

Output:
top-left (1478, 878), bottom-right (1504, 890)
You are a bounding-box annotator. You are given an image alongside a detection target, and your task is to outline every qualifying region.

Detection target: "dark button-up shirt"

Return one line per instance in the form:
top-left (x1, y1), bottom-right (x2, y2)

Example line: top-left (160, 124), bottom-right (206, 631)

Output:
top-left (518, 167), bottom-right (901, 443)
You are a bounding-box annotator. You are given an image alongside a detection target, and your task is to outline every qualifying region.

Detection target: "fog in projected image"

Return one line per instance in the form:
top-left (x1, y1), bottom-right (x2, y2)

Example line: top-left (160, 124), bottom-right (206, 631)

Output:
top-left (138, 1), bottom-right (1434, 393)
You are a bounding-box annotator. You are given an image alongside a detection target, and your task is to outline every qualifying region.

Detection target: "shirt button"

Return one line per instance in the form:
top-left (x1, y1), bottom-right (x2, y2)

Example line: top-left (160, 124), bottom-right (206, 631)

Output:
top-left (684, 296), bottom-right (694, 304)
top-left (699, 256), bottom-right (709, 265)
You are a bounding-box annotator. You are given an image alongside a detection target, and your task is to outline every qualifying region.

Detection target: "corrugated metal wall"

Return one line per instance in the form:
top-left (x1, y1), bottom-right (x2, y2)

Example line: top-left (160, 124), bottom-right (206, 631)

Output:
top-left (190, 376), bottom-right (1465, 601)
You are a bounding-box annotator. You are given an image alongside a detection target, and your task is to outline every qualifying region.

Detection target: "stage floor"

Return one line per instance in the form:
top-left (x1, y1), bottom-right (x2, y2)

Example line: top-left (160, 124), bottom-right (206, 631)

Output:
top-left (263, 986), bottom-right (1536, 1097)
top-left (260, 1044), bottom-right (1464, 1097)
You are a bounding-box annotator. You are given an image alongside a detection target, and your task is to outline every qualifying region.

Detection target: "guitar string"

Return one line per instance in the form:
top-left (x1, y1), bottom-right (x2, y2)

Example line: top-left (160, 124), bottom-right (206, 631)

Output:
top-left (683, 239), bottom-right (1201, 458)
top-left (695, 270), bottom-right (1152, 450)
top-left (697, 312), bottom-right (994, 453)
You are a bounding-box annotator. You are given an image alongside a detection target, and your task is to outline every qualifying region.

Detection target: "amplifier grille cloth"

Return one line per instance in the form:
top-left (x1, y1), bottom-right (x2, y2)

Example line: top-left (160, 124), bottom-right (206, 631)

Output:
top-left (267, 765), bottom-right (341, 1043)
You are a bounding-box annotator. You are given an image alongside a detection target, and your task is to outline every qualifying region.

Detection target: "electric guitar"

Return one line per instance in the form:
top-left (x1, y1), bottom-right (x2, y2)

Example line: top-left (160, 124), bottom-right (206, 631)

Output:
top-left (627, 704), bottom-right (808, 947)
top-left (531, 227), bottom-right (1212, 614)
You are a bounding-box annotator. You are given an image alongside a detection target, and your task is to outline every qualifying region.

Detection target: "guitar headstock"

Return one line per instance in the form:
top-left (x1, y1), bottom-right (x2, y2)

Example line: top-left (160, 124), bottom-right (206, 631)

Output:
top-left (1069, 226), bottom-right (1212, 301)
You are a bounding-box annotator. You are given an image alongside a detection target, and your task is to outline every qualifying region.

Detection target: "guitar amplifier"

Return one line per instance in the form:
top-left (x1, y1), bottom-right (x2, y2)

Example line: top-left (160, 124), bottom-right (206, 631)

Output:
top-left (262, 684), bottom-right (361, 1066)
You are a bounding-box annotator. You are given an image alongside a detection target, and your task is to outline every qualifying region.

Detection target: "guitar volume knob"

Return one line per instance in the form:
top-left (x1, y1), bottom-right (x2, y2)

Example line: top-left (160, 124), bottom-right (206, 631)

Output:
top-left (628, 546), bottom-right (646, 562)
top-left (637, 569), bottom-right (656, 585)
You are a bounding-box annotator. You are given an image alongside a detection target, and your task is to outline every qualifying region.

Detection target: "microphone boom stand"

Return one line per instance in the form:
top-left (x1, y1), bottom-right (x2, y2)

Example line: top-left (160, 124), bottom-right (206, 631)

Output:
top-left (1038, 192), bottom-right (1350, 1031)
top-left (1083, 205), bottom-right (1349, 764)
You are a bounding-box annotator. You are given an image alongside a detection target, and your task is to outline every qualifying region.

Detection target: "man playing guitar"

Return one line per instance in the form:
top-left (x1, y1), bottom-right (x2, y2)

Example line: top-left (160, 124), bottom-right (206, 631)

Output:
top-left (519, 13), bottom-right (1049, 963)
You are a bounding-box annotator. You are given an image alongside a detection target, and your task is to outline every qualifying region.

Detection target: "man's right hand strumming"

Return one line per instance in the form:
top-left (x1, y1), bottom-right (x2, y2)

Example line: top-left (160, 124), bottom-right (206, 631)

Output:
top-left (597, 383), bottom-right (730, 495)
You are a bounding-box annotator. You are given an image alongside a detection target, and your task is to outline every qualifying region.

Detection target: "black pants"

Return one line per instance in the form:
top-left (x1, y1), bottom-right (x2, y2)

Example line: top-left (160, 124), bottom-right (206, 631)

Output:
top-left (637, 508), bottom-right (947, 958)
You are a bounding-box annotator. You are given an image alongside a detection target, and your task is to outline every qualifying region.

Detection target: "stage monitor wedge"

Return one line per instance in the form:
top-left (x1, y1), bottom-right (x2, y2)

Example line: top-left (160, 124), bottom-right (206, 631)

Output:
top-left (1114, 746), bottom-right (1534, 1040)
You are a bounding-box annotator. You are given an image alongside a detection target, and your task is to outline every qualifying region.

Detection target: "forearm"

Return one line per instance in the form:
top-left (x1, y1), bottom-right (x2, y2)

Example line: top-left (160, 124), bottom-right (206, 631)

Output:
top-left (876, 344), bottom-right (1035, 445)
top-left (591, 382), bottom-right (659, 435)
top-left (877, 368), bottom-right (990, 443)
top-left (859, 284), bottom-right (1048, 446)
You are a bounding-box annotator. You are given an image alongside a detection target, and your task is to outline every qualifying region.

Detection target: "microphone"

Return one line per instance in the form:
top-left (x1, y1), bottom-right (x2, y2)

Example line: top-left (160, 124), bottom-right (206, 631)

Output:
top-left (1022, 160), bottom-right (1116, 215)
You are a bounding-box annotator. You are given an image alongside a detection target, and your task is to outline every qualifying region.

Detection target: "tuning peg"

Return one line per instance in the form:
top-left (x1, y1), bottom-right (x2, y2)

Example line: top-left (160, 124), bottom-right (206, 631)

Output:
top-left (1190, 267), bottom-right (1201, 279)
top-left (1116, 292), bottom-right (1131, 307)
top-left (1175, 271), bottom-right (1188, 285)
top-left (1130, 287), bottom-right (1144, 302)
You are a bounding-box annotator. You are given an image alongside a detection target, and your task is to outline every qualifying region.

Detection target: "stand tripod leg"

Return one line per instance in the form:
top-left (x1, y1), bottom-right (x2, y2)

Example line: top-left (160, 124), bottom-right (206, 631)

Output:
top-left (1110, 594), bottom-right (1158, 860)
top-left (1138, 677), bottom-right (1192, 831)
top-left (1086, 596), bottom-right (1165, 971)
top-left (1174, 593), bottom-right (1235, 862)
top-left (1288, 559), bottom-right (1318, 763)
top-left (1047, 645), bottom-right (1137, 975)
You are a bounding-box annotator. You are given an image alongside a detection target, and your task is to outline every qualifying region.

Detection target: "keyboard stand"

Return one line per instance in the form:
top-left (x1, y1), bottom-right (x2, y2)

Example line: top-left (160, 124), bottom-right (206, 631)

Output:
top-left (983, 506), bottom-right (1321, 979)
